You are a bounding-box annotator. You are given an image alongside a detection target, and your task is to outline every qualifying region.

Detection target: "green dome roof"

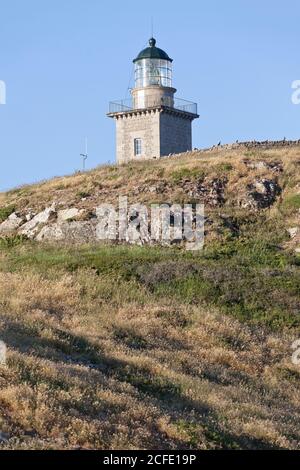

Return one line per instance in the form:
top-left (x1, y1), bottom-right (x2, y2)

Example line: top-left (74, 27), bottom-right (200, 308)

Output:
top-left (133, 38), bottom-right (173, 63)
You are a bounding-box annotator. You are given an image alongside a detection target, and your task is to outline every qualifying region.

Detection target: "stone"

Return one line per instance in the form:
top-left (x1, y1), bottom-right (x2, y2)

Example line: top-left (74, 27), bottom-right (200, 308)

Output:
top-left (36, 224), bottom-right (64, 242)
top-left (20, 204), bottom-right (56, 238)
top-left (0, 341), bottom-right (6, 364)
top-left (287, 227), bottom-right (299, 239)
top-left (0, 212), bottom-right (24, 234)
top-left (25, 209), bottom-right (36, 221)
top-left (181, 177), bottom-right (227, 206)
top-left (0, 432), bottom-right (9, 443)
top-left (243, 160), bottom-right (283, 173)
top-left (242, 179), bottom-right (281, 210)
top-left (57, 208), bottom-right (81, 222)
top-left (36, 221), bottom-right (96, 243)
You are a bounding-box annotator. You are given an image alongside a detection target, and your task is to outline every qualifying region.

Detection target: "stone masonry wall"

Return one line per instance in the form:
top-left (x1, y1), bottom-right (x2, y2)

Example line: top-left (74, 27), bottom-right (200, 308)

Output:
top-left (115, 108), bottom-right (194, 164)
top-left (116, 110), bottom-right (160, 164)
top-left (160, 112), bottom-right (192, 156)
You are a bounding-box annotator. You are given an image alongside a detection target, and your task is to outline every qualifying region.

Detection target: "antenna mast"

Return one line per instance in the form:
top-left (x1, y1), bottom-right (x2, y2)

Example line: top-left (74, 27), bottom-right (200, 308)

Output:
top-left (80, 137), bottom-right (88, 171)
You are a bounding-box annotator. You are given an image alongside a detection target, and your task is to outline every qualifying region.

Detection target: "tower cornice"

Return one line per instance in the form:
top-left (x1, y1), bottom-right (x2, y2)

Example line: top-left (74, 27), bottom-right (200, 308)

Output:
top-left (107, 105), bottom-right (199, 121)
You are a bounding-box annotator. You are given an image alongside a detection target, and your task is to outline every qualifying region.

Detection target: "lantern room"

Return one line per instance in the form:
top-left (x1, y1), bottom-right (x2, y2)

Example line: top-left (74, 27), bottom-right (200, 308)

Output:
top-left (132, 38), bottom-right (175, 109)
top-left (133, 38), bottom-right (173, 88)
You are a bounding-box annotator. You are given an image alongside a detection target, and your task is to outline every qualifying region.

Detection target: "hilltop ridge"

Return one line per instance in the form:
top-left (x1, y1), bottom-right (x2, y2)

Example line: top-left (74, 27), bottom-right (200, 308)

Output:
top-left (0, 142), bottom-right (300, 251)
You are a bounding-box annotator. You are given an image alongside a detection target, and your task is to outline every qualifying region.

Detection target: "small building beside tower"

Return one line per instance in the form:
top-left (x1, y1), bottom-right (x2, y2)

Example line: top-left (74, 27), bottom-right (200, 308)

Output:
top-left (108, 38), bottom-right (199, 164)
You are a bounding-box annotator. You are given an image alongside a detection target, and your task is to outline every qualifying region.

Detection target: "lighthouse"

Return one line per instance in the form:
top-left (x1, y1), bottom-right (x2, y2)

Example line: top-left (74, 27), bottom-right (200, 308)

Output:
top-left (108, 38), bottom-right (199, 164)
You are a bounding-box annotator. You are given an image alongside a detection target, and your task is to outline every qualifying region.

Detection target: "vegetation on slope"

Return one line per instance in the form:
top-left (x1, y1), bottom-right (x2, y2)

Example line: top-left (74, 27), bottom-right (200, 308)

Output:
top-left (0, 146), bottom-right (300, 449)
top-left (0, 234), bottom-right (299, 449)
top-left (0, 145), bottom-right (299, 214)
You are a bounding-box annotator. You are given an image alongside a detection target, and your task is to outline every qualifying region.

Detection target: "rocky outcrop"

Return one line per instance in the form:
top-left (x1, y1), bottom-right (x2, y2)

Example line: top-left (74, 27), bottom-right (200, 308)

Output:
top-left (57, 208), bottom-right (82, 222)
top-left (37, 221), bottom-right (96, 243)
top-left (0, 156), bottom-right (287, 246)
top-left (181, 177), bottom-right (227, 206)
top-left (243, 160), bottom-right (283, 173)
top-left (241, 179), bottom-right (282, 210)
top-left (20, 204), bottom-right (56, 238)
top-left (0, 212), bottom-right (24, 234)
top-left (286, 224), bottom-right (300, 253)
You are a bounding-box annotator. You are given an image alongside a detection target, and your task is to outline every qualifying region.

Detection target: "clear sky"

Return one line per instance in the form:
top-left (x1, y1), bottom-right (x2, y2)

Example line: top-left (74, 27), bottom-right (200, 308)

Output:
top-left (0, 0), bottom-right (299, 190)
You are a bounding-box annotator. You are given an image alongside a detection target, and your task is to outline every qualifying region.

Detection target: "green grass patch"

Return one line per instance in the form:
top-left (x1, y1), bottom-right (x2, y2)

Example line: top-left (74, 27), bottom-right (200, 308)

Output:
top-left (215, 162), bottom-right (234, 172)
top-left (0, 234), bottom-right (28, 248)
top-left (0, 213), bottom-right (299, 331)
top-left (281, 194), bottom-right (300, 215)
top-left (170, 167), bottom-right (206, 184)
top-left (0, 205), bottom-right (15, 222)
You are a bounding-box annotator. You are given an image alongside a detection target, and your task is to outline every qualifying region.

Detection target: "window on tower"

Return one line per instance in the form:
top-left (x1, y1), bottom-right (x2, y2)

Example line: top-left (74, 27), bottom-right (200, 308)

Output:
top-left (134, 138), bottom-right (142, 156)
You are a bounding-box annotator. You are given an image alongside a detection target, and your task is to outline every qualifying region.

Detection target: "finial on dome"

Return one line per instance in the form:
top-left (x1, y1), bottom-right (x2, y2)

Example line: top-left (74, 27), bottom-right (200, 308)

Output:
top-left (149, 37), bottom-right (156, 47)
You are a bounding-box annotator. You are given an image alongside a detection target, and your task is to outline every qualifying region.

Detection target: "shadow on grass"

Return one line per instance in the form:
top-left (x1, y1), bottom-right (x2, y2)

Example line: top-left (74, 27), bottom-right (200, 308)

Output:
top-left (1, 320), bottom-right (287, 449)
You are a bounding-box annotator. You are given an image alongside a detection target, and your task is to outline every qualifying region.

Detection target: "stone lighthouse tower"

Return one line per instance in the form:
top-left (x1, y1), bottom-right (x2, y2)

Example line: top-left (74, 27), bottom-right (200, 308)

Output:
top-left (108, 38), bottom-right (199, 164)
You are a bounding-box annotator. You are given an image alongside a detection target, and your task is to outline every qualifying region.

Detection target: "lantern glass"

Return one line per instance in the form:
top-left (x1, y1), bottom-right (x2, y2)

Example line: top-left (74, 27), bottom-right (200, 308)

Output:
top-left (135, 58), bottom-right (172, 88)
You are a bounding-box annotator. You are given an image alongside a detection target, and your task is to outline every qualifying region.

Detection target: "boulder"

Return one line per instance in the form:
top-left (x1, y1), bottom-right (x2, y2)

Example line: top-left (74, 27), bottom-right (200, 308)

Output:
top-left (20, 204), bottom-right (56, 238)
top-left (36, 221), bottom-right (96, 243)
top-left (0, 212), bottom-right (24, 235)
top-left (242, 179), bottom-right (281, 209)
top-left (287, 227), bottom-right (299, 239)
top-left (57, 208), bottom-right (81, 222)
top-left (25, 210), bottom-right (36, 221)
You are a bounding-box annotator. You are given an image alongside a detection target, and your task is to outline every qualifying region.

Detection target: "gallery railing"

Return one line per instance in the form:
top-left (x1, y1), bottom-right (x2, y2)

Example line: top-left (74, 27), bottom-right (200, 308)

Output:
top-left (108, 97), bottom-right (198, 115)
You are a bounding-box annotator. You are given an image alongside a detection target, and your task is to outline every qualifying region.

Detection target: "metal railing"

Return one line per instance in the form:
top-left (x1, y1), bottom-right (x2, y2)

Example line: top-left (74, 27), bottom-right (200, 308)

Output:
top-left (108, 97), bottom-right (198, 115)
top-left (174, 98), bottom-right (198, 115)
top-left (109, 100), bottom-right (132, 113)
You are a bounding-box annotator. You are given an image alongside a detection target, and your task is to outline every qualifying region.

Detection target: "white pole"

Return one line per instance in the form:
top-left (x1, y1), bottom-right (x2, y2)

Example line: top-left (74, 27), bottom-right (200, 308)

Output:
top-left (80, 137), bottom-right (88, 172)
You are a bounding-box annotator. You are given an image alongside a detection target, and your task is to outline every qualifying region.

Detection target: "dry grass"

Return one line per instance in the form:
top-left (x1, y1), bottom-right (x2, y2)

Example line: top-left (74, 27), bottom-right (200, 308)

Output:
top-left (0, 248), bottom-right (299, 450)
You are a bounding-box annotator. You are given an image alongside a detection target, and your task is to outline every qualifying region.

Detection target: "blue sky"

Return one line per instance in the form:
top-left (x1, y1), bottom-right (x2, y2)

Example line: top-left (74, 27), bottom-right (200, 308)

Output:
top-left (0, 0), bottom-right (299, 190)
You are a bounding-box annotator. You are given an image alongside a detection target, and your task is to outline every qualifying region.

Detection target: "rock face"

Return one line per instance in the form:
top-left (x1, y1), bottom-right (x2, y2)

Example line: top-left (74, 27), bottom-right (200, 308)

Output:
top-left (0, 157), bottom-right (287, 246)
top-left (0, 212), bottom-right (24, 234)
top-left (20, 204), bottom-right (56, 238)
top-left (37, 221), bottom-right (96, 243)
top-left (181, 177), bottom-right (227, 206)
top-left (57, 208), bottom-right (82, 222)
top-left (242, 179), bottom-right (282, 209)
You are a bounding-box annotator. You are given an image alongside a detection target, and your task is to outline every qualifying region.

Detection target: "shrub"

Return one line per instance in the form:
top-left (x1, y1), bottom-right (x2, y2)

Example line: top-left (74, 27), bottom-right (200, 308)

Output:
top-left (0, 205), bottom-right (15, 222)
top-left (0, 234), bottom-right (28, 248)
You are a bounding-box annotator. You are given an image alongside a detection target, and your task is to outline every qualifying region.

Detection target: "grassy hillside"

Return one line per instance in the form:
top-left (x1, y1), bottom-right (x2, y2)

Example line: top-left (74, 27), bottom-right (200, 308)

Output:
top-left (0, 144), bottom-right (299, 212)
top-left (0, 145), bottom-right (300, 449)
